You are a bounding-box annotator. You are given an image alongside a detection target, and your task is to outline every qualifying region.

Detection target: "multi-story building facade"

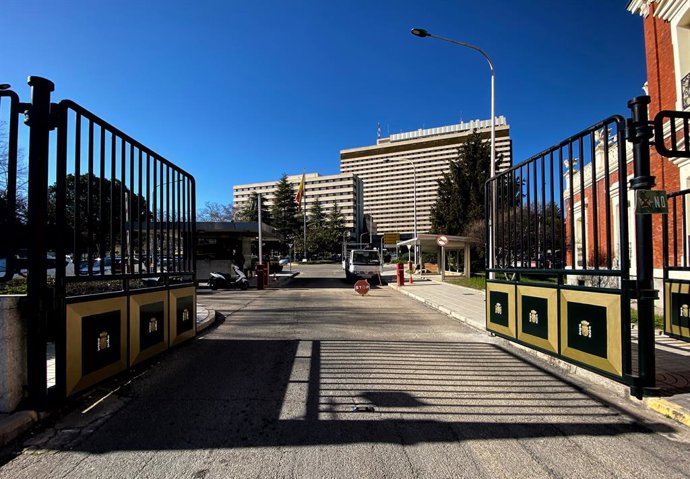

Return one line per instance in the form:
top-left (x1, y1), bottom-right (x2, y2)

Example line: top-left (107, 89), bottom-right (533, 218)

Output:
top-left (233, 172), bottom-right (364, 236)
top-left (339, 118), bottom-right (512, 235)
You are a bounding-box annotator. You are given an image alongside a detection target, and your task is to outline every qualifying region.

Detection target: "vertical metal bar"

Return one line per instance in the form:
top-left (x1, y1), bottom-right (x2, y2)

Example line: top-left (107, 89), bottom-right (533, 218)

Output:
top-left (120, 139), bottom-right (126, 275)
top-left (568, 143), bottom-right (576, 271)
top-left (549, 151), bottom-right (555, 268)
top-left (672, 196), bottom-right (678, 268)
top-left (670, 116), bottom-right (678, 151)
top-left (159, 162), bottom-right (164, 272)
top-left (0, 92), bottom-right (19, 279)
top-left (590, 132), bottom-right (599, 268)
top-left (138, 150), bottom-right (143, 273)
top-left (25, 76), bottom-right (55, 408)
top-left (87, 120), bottom-right (95, 273)
top-left (110, 133), bottom-right (116, 272)
top-left (152, 159), bottom-right (158, 273)
top-left (54, 103), bottom-right (68, 399)
top-left (628, 96), bottom-right (657, 396)
top-left (99, 125), bottom-right (106, 272)
top-left (526, 163), bottom-right (532, 267)
top-left (676, 195), bottom-right (688, 267)
top-left (603, 125), bottom-right (612, 269)
top-left (559, 146), bottom-right (566, 274)
top-left (73, 113), bottom-right (82, 275)
top-left (166, 166), bottom-right (171, 275)
top-left (176, 171), bottom-right (181, 271)
top-left (578, 137), bottom-right (587, 269)
top-left (663, 197), bottom-right (670, 273)
top-left (129, 144), bottom-right (135, 274)
top-left (541, 154), bottom-right (546, 266)
top-left (146, 153), bottom-right (151, 273)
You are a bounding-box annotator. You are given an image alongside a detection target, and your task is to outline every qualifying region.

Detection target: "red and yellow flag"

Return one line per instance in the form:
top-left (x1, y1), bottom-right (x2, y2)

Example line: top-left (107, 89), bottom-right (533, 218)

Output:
top-left (295, 173), bottom-right (305, 209)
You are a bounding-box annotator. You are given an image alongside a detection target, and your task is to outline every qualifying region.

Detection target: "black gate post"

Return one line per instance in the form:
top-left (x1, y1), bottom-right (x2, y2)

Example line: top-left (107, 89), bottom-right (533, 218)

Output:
top-left (627, 95), bottom-right (658, 397)
top-left (25, 76), bottom-right (55, 408)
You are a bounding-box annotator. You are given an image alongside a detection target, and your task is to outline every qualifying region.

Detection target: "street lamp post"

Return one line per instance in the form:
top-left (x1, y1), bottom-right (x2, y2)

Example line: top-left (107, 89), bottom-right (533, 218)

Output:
top-left (385, 158), bottom-right (418, 269)
top-left (411, 27), bottom-right (496, 278)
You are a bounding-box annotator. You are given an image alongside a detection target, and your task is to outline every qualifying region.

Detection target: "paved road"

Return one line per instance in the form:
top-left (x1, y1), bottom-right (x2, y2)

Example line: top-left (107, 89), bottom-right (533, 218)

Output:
top-left (1, 263), bottom-right (689, 478)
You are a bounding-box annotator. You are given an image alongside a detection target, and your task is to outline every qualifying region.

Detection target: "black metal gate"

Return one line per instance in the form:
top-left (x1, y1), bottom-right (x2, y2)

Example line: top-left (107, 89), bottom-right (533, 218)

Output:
top-left (659, 110), bottom-right (690, 342)
top-left (486, 96), bottom-right (661, 397)
top-left (1, 77), bottom-right (196, 407)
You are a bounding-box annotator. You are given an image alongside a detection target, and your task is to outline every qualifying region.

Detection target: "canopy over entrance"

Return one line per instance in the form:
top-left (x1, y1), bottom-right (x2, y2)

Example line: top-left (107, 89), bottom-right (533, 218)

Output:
top-left (396, 234), bottom-right (480, 278)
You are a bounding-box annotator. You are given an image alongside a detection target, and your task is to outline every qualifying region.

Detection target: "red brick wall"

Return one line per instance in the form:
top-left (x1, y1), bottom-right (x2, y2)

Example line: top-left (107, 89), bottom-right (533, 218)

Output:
top-left (642, 5), bottom-right (682, 266)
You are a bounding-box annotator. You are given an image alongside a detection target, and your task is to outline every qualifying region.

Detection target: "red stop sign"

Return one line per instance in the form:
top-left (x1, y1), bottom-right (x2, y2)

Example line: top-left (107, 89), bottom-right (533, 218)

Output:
top-left (354, 279), bottom-right (370, 296)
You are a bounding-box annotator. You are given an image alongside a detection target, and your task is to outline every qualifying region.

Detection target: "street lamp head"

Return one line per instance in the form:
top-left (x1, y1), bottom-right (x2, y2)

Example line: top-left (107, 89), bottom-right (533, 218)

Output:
top-left (410, 28), bottom-right (429, 38)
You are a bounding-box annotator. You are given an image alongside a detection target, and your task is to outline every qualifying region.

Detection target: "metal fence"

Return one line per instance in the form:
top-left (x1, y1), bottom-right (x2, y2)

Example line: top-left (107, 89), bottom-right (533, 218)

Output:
top-left (487, 115), bottom-right (629, 284)
top-left (1, 77), bottom-right (196, 406)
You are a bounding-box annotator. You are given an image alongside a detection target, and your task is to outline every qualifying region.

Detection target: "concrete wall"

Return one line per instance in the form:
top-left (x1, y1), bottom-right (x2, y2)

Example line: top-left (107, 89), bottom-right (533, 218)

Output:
top-left (0, 296), bottom-right (26, 413)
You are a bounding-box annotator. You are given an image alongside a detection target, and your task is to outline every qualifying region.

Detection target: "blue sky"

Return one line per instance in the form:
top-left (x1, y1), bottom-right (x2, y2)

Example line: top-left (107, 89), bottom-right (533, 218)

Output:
top-left (2, 1), bottom-right (646, 209)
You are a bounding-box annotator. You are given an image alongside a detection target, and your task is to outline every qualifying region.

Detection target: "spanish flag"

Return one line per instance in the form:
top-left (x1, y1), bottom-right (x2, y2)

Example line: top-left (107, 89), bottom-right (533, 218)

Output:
top-left (295, 173), bottom-right (305, 209)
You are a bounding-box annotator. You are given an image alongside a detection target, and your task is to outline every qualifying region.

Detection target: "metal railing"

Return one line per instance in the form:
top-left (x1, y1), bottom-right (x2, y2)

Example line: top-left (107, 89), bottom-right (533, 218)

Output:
top-left (486, 115), bottom-right (628, 284)
top-left (54, 101), bottom-right (196, 291)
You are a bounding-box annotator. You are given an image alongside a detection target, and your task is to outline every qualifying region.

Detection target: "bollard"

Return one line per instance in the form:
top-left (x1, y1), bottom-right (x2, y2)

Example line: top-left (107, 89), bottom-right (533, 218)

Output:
top-left (264, 263), bottom-right (270, 286)
top-left (396, 262), bottom-right (404, 287)
top-left (256, 264), bottom-right (264, 290)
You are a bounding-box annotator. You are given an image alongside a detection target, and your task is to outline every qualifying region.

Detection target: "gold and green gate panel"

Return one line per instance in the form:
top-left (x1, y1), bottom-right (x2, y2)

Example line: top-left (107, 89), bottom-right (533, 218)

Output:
top-left (487, 281), bottom-right (624, 379)
top-left (169, 287), bottom-right (196, 347)
top-left (664, 281), bottom-right (690, 340)
top-left (129, 291), bottom-right (169, 366)
top-left (560, 289), bottom-right (623, 377)
top-left (65, 297), bottom-right (128, 397)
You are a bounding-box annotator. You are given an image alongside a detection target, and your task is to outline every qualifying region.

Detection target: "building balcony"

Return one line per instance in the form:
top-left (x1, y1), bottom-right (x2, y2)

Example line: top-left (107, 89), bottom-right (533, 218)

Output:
top-left (683, 71), bottom-right (690, 110)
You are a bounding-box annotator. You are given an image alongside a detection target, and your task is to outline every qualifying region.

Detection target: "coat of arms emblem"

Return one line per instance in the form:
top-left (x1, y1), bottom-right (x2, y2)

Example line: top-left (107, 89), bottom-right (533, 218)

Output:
top-left (529, 309), bottom-right (538, 324)
top-left (97, 331), bottom-right (110, 351)
top-left (182, 308), bottom-right (190, 322)
top-left (680, 304), bottom-right (690, 318)
top-left (578, 320), bottom-right (592, 338)
top-left (494, 302), bottom-right (503, 315)
top-left (149, 317), bottom-right (158, 333)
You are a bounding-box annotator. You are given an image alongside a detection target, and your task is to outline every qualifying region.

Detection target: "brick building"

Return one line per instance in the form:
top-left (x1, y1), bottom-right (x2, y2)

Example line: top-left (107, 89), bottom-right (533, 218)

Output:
top-left (559, 2), bottom-right (688, 288)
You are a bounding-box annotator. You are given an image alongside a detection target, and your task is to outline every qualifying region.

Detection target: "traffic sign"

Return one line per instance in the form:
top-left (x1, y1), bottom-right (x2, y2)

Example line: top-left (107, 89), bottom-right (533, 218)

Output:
top-left (354, 279), bottom-right (370, 296)
top-left (383, 233), bottom-right (400, 245)
top-left (437, 235), bottom-right (449, 246)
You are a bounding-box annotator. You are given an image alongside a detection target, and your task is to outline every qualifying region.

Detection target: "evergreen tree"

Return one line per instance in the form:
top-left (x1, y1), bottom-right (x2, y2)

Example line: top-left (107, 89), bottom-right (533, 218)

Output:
top-left (236, 191), bottom-right (271, 224)
top-left (269, 174), bottom-right (300, 241)
top-left (326, 201), bottom-right (346, 252)
top-left (430, 131), bottom-right (490, 235)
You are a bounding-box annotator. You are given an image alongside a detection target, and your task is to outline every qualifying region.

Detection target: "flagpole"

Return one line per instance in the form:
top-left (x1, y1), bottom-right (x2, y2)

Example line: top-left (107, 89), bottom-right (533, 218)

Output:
top-left (303, 186), bottom-right (307, 261)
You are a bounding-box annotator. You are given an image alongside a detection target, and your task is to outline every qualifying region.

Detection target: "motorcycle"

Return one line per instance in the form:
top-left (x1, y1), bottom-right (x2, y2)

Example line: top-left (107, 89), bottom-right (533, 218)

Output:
top-left (209, 264), bottom-right (249, 290)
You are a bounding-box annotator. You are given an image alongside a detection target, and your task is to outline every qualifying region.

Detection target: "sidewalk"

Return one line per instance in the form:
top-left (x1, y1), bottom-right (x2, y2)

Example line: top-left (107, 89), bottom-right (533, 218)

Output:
top-left (389, 274), bottom-right (690, 428)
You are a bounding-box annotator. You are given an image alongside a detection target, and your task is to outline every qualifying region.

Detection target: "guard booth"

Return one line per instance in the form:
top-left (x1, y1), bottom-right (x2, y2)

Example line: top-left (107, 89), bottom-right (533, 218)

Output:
top-left (0, 78), bottom-right (196, 407)
top-left (396, 234), bottom-right (478, 277)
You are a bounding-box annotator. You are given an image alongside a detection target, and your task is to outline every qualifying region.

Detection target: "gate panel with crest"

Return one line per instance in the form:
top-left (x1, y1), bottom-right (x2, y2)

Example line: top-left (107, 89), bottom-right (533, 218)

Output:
top-left (486, 115), bottom-right (635, 386)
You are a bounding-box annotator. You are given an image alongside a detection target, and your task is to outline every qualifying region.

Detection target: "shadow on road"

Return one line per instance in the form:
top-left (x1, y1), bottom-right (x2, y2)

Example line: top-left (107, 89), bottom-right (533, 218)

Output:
top-left (21, 338), bottom-right (674, 455)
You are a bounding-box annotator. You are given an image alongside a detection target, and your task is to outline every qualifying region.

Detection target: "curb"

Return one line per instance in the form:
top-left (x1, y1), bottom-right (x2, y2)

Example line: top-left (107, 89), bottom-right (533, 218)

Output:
top-left (0, 410), bottom-right (38, 447)
top-left (644, 398), bottom-right (690, 427)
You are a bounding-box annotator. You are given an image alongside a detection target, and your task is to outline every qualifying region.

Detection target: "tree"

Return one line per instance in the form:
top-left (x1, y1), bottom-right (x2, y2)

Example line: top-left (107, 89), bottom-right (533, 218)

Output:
top-left (270, 174), bottom-right (300, 242)
top-left (235, 191), bottom-right (271, 224)
top-left (326, 201), bottom-right (346, 251)
top-left (430, 131), bottom-right (490, 235)
top-left (197, 201), bottom-right (234, 222)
